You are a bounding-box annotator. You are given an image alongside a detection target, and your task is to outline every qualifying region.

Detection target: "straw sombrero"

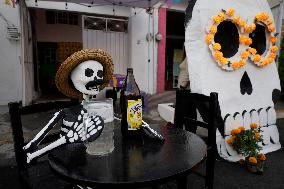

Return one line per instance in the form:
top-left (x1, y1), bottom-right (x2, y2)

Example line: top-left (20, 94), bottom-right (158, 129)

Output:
top-left (55, 49), bottom-right (114, 99)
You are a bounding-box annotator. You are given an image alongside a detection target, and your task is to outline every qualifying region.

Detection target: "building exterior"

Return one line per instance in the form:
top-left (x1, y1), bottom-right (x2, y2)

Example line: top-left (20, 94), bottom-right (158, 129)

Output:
top-left (0, 0), bottom-right (283, 105)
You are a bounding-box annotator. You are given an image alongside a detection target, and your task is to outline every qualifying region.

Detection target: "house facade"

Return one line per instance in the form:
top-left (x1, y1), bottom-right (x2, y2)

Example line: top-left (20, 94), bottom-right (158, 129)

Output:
top-left (0, 0), bottom-right (283, 105)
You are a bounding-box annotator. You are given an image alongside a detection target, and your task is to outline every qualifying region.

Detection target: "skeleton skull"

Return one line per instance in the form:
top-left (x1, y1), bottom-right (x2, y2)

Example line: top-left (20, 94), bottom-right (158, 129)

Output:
top-left (71, 60), bottom-right (104, 96)
top-left (185, 0), bottom-right (281, 161)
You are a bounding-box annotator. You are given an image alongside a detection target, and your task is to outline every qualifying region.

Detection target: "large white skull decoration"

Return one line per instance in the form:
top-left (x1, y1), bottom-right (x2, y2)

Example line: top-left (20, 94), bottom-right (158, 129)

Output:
top-left (185, 0), bottom-right (281, 161)
top-left (71, 60), bottom-right (104, 96)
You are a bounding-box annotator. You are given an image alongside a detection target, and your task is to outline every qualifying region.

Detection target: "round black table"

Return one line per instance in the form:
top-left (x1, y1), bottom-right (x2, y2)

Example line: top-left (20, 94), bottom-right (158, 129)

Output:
top-left (48, 123), bottom-right (207, 188)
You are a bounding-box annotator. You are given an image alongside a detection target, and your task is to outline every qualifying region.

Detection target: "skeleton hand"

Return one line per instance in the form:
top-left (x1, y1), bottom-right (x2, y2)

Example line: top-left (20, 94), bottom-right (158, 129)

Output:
top-left (63, 114), bottom-right (104, 143)
top-left (26, 112), bottom-right (104, 163)
top-left (141, 120), bottom-right (164, 142)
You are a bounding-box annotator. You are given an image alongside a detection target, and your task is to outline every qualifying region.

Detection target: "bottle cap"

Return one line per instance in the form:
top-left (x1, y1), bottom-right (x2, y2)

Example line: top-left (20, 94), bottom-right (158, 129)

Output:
top-left (127, 68), bottom-right (133, 73)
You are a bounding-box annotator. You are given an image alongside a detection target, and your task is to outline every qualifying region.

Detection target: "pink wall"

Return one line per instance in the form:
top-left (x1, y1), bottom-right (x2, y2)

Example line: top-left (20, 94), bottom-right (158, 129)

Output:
top-left (157, 8), bottom-right (167, 93)
top-left (35, 9), bottom-right (82, 42)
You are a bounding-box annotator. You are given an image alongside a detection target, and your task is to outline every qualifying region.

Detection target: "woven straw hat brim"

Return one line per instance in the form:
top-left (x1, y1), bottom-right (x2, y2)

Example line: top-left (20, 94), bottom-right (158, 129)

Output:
top-left (55, 49), bottom-right (114, 99)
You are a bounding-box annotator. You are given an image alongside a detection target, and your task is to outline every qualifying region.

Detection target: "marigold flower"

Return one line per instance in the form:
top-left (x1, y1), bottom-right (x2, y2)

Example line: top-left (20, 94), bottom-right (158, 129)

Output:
top-left (245, 38), bottom-right (252, 46)
top-left (249, 48), bottom-right (257, 55)
top-left (239, 35), bottom-right (247, 44)
top-left (213, 43), bottom-right (221, 51)
top-left (244, 25), bottom-right (251, 33)
top-left (232, 61), bottom-right (240, 69)
top-left (231, 128), bottom-right (241, 135)
top-left (269, 53), bottom-right (276, 59)
top-left (226, 137), bottom-right (234, 144)
top-left (267, 58), bottom-right (274, 64)
top-left (255, 132), bottom-right (261, 140)
top-left (251, 23), bottom-right (256, 31)
top-left (212, 15), bottom-right (221, 24)
top-left (226, 8), bottom-right (235, 17)
top-left (220, 57), bottom-right (229, 65)
top-left (253, 54), bottom-right (261, 62)
top-left (262, 13), bottom-right (269, 20)
top-left (255, 14), bottom-right (262, 21)
top-left (259, 154), bottom-right (266, 161)
top-left (210, 25), bottom-right (218, 34)
top-left (238, 19), bottom-right (246, 27)
top-left (205, 34), bottom-right (214, 44)
top-left (261, 59), bottom-right (269, 67)
top-left (218, 12), bottom-right (225, 21)
top-left (232, 16), bottom-right (240, 24)
top-left (270, 36), bottom-right (277, 43)
top-left (239, 126), bottom-right (245, 131)
top-left (241, 51), bottom-right (250, 59)
top-left (214, 51), bottom-right (223, 60)
top-left (267, 18), bottom-right (273, 25)
top-left (249, 156), bottom-right (258, 164)
top-left (239, 60), bottom-right (245, 67)
top-left (270, 46), bottom-right (278, 53)
top-left (250, 123), bottom-right (258, 129)
top-left (268, 25), bottom-right (276, 32)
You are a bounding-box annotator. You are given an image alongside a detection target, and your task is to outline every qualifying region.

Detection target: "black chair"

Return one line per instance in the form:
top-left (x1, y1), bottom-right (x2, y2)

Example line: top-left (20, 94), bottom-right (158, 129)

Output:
top-left (8, 100), bottom-right (79, 189)
top-left (174, 89), bottom-right (220, 189)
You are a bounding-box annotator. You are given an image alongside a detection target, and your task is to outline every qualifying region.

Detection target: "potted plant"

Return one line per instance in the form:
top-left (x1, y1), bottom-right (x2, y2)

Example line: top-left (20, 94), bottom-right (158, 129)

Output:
top-left (226, 123), bottom-right (267, 174)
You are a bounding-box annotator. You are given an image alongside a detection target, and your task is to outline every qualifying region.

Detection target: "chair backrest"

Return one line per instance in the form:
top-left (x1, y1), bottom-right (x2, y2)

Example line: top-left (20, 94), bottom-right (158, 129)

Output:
top-left (8, 100), bottom-right (79, 172)
top-left (174, 90), bottom-right (220, 189)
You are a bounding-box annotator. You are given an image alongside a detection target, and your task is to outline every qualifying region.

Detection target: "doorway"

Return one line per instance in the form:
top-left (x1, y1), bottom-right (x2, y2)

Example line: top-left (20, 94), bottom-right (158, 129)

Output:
top-left (165, 10), bottom-right (185, 90)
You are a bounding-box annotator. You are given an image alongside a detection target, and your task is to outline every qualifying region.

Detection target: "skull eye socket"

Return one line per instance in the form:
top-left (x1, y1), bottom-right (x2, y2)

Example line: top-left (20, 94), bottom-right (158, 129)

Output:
top-left (97, 70), bottom-right (103, 78)
top-left (214, 21), bottom-right (239, 58)
top-left (85, 68), bottom-right (94, 77)
top-left (249, 24), bottom-right (266, 56)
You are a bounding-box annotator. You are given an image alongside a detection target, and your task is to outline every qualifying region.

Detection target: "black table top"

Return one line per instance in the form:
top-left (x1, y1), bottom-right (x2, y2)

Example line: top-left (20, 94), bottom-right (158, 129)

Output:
top-left (48, 122), bottom-right (207, 188)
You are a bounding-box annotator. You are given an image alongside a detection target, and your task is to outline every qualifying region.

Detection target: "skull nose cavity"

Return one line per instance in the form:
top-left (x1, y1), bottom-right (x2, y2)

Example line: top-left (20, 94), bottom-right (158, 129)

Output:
top-left (240, 71), bottom-right (253, 95)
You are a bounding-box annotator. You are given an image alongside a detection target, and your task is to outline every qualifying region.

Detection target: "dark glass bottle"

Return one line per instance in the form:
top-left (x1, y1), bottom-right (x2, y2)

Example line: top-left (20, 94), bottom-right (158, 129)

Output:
top-left (120, 68), bottom-right (143, 138)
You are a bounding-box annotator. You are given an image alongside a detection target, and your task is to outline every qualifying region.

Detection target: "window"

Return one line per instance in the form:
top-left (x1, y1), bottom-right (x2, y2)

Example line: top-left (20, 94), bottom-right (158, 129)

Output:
top-left (84, 17), bottom-right (106, 31)
top-left (45, 11), bottom-right (78, 25)
top-left (84, 16), bottom-right (128, 33)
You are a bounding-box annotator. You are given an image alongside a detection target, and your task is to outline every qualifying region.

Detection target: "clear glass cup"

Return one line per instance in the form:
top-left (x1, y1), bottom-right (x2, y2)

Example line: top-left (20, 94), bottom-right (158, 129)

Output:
top-left (83, 98), bottom-right (115, 156)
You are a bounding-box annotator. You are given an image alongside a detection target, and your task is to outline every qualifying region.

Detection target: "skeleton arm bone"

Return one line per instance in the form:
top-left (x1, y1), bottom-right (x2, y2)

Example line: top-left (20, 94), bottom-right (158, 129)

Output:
top-left (23, 110), bottom-right (65, 151)
top-left (26, 115), bottom-right (104, 163)
top-left (141, 120), bottom-right (164, 141)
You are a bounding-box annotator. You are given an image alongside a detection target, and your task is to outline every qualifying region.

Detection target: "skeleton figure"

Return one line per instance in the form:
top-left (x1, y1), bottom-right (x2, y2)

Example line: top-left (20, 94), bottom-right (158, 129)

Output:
top-left (24, 49), bottom-right (163, 163)
top-left (185, 0), bottom-right (281, 161)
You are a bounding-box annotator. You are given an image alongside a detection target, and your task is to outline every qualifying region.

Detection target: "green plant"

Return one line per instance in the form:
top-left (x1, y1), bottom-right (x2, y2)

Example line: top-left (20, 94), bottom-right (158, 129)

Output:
top-left (226, 123), bottom-right (266, 165)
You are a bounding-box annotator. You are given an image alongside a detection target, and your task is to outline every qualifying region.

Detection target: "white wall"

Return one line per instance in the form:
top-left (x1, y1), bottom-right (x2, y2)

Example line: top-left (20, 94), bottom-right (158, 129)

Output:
top-left (0, 4), bottom-right (22, 105)
top-left (128, 9), bottom-right (158, 94)
top-left (21, 1), bottom-right (37, 105)
top-left (36, 9), bottom-right (82, 42)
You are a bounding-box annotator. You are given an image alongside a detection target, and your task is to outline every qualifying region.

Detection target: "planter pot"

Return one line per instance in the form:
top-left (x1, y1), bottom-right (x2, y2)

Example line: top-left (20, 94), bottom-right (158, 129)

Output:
top-left (246, 161), bottom-right (265, 174)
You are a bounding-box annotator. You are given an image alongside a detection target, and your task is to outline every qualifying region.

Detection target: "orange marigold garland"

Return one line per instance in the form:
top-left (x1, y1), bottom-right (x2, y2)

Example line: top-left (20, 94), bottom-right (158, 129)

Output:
top-left (206, 8), bottom-right (251, 71)
top-left (249, 12), bottom-right (279, 67)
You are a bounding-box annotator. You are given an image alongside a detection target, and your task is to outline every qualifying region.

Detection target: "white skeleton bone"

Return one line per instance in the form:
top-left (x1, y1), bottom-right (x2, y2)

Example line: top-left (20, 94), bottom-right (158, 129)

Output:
top-left (24, 59), bottom-right (163, 164)
top-left (26, 114), bottom-right (104, 163)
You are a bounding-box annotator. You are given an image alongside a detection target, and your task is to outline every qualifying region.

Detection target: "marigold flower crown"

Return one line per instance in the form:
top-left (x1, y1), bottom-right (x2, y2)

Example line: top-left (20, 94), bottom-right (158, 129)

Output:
top-left (205, 9), bottom-right (278, 71)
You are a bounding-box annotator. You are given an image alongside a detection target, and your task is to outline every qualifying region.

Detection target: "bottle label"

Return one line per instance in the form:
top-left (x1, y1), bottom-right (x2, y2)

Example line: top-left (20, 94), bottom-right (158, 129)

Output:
top-left (127, 99), bottom-right (142, 130)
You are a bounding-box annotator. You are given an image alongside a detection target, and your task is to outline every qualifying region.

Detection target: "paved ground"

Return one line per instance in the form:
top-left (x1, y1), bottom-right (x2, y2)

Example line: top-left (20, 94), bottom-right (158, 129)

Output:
top-left (1, 92), bottom-right (284, 189)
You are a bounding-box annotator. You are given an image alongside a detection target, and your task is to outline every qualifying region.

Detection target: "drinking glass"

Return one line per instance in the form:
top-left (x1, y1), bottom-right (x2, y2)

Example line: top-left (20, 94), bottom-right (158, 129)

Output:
top-left (83, 98), bottom-right (114, 156)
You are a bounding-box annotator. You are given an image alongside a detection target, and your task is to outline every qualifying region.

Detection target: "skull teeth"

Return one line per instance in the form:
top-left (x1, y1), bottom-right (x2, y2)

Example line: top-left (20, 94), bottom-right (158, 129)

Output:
top-left (224, 107), bottom-right (276, 136)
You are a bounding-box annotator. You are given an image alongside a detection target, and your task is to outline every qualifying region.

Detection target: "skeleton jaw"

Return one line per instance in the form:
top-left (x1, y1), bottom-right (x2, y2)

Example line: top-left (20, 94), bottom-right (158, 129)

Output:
top-left (217, 106), bottom-right (281, 161)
